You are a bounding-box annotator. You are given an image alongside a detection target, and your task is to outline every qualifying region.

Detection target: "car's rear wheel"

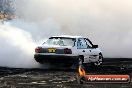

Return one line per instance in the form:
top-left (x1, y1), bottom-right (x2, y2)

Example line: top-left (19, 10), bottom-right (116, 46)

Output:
top-left (78, 57), bottom-right (83, 65)
top-left (71, 56), bottom-right (83, 69)
top-left (94, 53), bottom-right (103, 66)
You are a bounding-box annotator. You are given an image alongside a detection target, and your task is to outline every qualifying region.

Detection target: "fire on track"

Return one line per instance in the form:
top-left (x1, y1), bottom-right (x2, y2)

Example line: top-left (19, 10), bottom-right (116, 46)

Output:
top-left (0, 58), bottom-right (132, 88)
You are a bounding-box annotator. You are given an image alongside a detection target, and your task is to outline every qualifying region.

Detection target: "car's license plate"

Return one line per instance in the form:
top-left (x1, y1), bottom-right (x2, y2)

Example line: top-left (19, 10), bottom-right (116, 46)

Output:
top-left (48, 48), bottom-right (56, 53)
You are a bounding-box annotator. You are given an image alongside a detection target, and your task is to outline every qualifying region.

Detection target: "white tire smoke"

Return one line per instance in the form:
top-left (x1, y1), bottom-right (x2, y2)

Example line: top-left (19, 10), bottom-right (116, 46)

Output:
top-left (0, 24), bottom-right (40, 68)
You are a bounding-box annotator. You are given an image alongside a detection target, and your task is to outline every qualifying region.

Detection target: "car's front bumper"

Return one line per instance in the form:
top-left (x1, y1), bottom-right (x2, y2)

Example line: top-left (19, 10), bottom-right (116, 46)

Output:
top-left (34, 53), bottom-right (79, 64)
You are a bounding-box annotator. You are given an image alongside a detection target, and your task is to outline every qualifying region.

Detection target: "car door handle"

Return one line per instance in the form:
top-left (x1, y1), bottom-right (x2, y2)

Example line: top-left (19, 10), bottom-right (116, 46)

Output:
top-left (89, 50), bottom-right (91, 52)
top-left (82, 50), bottom-right (85, 52)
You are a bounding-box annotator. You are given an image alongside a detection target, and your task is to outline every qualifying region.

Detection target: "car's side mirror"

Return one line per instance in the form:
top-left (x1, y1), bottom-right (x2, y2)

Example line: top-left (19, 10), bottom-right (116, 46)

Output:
top-left (92, 45), bottom-right (98, 48)
top-left (42, 42), bottom-right (46, 44)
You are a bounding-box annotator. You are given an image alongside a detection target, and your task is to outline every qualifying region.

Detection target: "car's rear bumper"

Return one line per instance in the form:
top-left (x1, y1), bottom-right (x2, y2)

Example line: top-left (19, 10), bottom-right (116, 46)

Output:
top-left (34, 53), bottom-right (79, 64)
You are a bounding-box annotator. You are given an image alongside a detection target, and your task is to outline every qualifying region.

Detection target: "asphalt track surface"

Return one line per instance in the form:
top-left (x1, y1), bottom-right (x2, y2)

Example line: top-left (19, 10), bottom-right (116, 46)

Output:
top-left (0, 58), bottom-right (132, 88)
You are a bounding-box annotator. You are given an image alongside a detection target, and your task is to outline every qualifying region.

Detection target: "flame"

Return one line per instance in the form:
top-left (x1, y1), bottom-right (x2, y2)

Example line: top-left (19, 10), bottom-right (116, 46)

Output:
top-left (78, 65), bottom-right (86, 76)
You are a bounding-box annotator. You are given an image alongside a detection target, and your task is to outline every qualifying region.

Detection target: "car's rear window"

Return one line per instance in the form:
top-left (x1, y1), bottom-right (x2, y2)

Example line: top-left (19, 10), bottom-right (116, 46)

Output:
top-left (43, 37), bottom-right (76, 46)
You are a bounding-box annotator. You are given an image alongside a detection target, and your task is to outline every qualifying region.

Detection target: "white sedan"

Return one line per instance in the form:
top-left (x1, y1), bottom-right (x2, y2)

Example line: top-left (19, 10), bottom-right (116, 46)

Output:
top-left (34, 35), bottom-right (103, 66)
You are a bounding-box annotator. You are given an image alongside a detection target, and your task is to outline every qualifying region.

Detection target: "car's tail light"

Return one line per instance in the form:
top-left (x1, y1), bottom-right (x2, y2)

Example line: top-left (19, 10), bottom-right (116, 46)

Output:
top-left (35, 47), bottom-right (42, 53)
top-left (64, 48), bottom-right (72, 54)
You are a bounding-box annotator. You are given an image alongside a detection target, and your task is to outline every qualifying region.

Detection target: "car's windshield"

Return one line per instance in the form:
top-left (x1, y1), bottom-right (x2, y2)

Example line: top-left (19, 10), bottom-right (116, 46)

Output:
top-left (43, 37), bottom-right (76, 46)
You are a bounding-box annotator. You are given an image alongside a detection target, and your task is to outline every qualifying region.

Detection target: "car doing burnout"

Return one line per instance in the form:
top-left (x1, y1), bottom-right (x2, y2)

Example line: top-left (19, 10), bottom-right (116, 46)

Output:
top-left (34, 35), bottom-right (103, 66)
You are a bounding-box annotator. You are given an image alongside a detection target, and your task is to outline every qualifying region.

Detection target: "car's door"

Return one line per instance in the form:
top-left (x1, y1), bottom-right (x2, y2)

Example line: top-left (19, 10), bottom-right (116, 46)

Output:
top-left (84, 38), bottom-right (99, 62)
top-left (77, 38), bottom-right (91, 63)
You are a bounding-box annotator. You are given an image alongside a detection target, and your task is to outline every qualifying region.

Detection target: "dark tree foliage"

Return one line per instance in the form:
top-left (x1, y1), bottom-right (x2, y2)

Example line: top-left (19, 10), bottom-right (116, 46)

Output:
top-left (0, 0), bottom-right (16, 20)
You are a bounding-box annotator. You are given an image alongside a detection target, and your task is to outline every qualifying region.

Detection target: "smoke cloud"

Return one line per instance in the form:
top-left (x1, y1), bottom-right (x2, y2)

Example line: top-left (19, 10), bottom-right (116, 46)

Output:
top-left (0, 0), bottom-right (132, 68)
top-left (0, 24), bottom-right (39, 68)
top-left (15, 0), bottom-right (132, 58)
top-left (0, 18), bottom-right (61, 68)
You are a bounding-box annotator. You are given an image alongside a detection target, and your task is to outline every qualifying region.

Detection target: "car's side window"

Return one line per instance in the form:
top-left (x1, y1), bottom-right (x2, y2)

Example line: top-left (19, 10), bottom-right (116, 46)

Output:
top-left (77, 38), bottom-right (88, 49)
top-left (84, 38), bottom-right (93, 48)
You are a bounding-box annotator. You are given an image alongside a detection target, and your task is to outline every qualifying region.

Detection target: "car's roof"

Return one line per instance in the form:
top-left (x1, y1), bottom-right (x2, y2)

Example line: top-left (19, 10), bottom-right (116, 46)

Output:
top-left (51, 35), bottom-right (83, 38)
